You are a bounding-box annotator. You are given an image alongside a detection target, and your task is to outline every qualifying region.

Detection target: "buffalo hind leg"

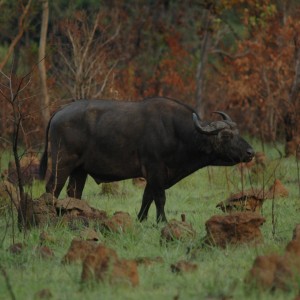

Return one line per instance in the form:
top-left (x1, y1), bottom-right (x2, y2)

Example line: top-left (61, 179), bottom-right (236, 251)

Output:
top-left (46, 169), bottom-right (70, 198)
top-left (67, 167), bottom-right (87, 199)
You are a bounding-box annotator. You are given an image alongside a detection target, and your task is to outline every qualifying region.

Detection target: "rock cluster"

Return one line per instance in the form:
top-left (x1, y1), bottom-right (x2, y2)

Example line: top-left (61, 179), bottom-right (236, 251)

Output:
top-left (204, 212), bottom-right (265, 248)
top-left (161, 218), bottom-right (196, 243)
top-left (246, 224), bottom-right (300, 291)
top-left (217, 179), bottom-right (289, 213)
top-left (81, 244), bottom-right (139, 286)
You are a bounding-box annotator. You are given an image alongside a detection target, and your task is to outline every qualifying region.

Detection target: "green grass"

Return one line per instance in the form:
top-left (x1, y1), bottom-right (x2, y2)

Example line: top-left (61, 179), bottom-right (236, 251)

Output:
top-left (1, 141), bottom-right (300, 300)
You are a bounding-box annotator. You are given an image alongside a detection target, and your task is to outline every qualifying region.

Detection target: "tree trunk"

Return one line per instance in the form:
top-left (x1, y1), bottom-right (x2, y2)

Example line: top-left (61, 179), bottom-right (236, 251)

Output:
top-left (0, 0), bottom-right (32, 71)
top-left (195, 7), bottom-right (212, 118)
top-left (38, 0), bottom-right (50, 130)
top-left (284, 43), bottom-right (300, 156)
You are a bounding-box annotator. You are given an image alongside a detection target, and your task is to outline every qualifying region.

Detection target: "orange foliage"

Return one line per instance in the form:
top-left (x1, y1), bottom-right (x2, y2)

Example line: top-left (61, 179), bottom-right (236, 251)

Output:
top-left (215, 12), bottom-right (300, 140)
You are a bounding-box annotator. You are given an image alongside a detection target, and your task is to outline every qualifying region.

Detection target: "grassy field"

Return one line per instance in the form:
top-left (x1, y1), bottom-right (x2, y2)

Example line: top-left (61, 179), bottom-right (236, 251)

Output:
top-left (0, 140), bottom-right (300, 300)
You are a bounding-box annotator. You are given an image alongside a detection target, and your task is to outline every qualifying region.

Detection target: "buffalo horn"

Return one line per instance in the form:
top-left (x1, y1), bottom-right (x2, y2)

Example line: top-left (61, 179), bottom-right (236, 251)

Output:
top-left (213, 111), bottom-right (233, 122)
top-left (192, 113), bottom-right (227, 135)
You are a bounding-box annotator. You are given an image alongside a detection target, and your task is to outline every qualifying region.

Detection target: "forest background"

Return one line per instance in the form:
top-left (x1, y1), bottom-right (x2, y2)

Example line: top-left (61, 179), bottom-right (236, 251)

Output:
top-left (0, 0), bottom-right (299, 155)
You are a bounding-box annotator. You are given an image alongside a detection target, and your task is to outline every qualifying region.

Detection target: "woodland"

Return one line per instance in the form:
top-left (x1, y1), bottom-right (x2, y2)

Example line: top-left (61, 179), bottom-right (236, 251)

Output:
top-left (1, 2), bottom-right (300, 300)
top-left (0, 0), bottom-right (299, 153)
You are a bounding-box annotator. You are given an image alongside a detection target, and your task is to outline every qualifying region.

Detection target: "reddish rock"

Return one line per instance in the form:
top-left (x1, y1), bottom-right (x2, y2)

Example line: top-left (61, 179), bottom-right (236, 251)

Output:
top-left (266, 179), bottom-right (289, 198)
top-left (273, 255), bottom-right (300, 291)
top-left (56, 198), bottom-right (93, 214)
top-left (33, 193), bottom-right (57, 226)
top-left (216, 189), bottom-right (265, 213)
top-left (171, 260), bottom-right (198, 274)
top-left (245, 254), bottom-right (280, 289)
top-left (62, 238), bottom-right (98, 264)
top-left (18, 193), bottom-right (57, 229)
top-left (246, 241), bottom-right (300, 291)
top-left (161, 218), bottom-right (196, 243)
top-left (292, 224), bottom-right (300, 241)
top-left (55, 197), bottom-right (107, 222)
top-left (204, 212), bottom-right (265, 248)
top-left (81, 244), bottom-right (139, 286)
top-left (101, 211), bottom-right (133, 233)
top-left (285, 239), bottom-right (300, 256)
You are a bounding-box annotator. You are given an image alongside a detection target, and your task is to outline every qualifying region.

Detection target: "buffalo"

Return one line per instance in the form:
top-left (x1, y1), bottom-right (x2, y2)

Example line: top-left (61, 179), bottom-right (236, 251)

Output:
top-left (39, 97), bottom-right (254, 222)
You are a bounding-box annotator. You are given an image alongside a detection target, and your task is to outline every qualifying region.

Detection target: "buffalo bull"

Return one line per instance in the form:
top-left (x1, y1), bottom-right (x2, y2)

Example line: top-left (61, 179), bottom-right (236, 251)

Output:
top-left (39, 97), bottom-right (254, 222)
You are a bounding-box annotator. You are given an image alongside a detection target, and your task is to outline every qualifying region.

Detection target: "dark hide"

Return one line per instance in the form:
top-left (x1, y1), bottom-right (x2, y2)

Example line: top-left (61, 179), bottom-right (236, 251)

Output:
top-left (39, 97), bottom-right (254, 222)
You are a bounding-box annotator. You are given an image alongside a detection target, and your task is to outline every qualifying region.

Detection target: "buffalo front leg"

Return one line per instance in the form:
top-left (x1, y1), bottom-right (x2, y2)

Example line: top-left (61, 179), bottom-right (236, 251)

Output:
top-left (137, 185), bottom-right (167, 223)
top-left (137, 185), bottom-right (154, 222)
top-left (67, 167), bottom-right (87, 199)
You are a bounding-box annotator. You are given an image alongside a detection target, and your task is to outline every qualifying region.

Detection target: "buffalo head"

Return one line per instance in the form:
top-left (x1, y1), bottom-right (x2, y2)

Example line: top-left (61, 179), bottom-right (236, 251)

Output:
top-left (193, 111), bottom-right (254, 166)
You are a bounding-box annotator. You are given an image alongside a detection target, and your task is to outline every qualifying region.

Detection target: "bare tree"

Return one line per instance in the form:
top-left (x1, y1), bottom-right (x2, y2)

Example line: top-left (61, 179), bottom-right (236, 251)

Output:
top-left (0, 63), bottom-right (34, 232)
top-left (284, 32), bottom-right (300, 154)
top-left (53, 10), bottom-right (120, 100)
top-left (195, 4), bottom-right (213, 118)
top-left (0, 0), bottom-right (32, 71)
top-left (38, 0), bottom-right (50, 129)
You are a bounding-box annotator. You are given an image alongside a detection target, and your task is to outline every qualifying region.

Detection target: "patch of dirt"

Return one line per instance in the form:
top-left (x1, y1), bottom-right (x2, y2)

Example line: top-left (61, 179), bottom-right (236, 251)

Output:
top-left (81, 243), bottom-right (139, 286)
top-left (62, 238), bottom-right (98, 264)
top-left (171, 260), bottom-right (198, 274)
top-left (100, 211), bottom-right (133, 233)
top-left (204, 212), bottom-right (265, 248)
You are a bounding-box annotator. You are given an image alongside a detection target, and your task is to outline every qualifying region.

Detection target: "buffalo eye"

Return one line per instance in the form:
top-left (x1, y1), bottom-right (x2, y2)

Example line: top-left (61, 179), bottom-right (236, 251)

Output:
top-left (220, 130), bottom-right (233, 140)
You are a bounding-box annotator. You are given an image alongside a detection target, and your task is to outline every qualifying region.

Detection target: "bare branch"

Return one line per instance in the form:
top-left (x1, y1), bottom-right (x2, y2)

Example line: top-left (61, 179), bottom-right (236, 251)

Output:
top-left (96, 60), bottom-right (119, 97)
top-left (210, 49), bottom-right (250, 59)
top-left (0, 0), bottom-right (32, 70)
